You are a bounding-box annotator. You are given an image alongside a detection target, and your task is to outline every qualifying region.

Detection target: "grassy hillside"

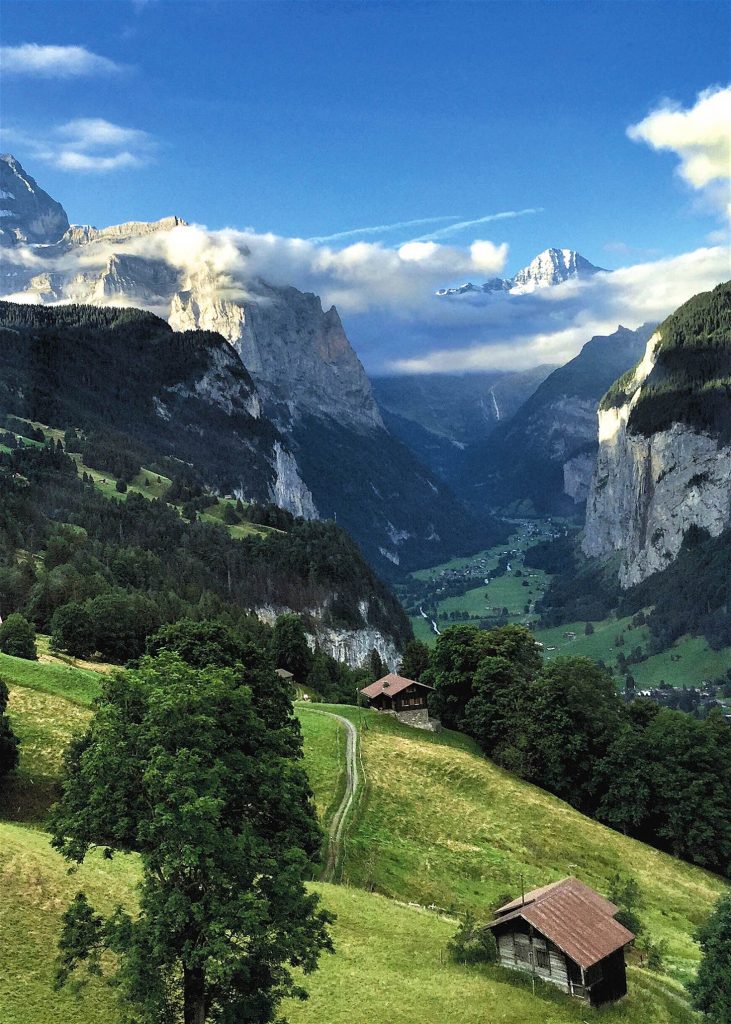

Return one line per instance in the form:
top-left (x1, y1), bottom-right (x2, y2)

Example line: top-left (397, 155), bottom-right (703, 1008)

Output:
top-left (0, 657), bottom-right (725, 1023)
top-left (316, 707), bottom-right (727, 985)
top-left (0, 821), bottom-right (696, 1024)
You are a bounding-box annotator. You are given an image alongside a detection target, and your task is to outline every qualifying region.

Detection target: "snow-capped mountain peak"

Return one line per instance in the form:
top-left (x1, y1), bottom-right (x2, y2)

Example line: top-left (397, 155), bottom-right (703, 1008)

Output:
top-left (436, 246), bottom-right (603, 297)
top-left (511, 247), bottom-right (602, 290)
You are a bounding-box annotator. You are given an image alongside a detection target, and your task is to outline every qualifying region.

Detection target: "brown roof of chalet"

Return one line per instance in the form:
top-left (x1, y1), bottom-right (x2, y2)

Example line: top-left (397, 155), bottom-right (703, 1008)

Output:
top-left (360, 672), bottom-right (434, 700)
top-left (486, 877), bottom-right (634, 971)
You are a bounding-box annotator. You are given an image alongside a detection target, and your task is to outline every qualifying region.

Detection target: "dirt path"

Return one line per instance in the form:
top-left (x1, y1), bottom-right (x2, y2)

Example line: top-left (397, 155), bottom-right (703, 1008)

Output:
top-left (304, 709), bottom-right (360, 883)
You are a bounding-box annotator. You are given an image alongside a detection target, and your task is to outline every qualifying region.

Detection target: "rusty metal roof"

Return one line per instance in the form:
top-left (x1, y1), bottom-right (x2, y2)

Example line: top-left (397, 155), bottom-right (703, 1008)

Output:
top-left (360, 672), bottom-right (434, 700)
top-left (486, 877), bottom-right (634, 970)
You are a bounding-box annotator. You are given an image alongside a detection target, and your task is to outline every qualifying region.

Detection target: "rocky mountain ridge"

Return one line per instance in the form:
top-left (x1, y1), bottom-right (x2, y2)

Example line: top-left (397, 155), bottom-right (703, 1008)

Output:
top-left (0, 153), bottom-right (70, 246)
top-left (583, 282), bottom-right (731, 586)
top-left (0, 154), bottom-right (498, 575)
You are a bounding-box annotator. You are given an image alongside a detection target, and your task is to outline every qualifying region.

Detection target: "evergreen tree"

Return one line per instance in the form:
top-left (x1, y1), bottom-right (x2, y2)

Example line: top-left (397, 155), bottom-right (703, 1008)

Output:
top-left (399, 639), bottom-right (431, 681)
top-left (271, 614), bottom-right (313, 683)
top-left (368, 648), bottom-right (385, 680)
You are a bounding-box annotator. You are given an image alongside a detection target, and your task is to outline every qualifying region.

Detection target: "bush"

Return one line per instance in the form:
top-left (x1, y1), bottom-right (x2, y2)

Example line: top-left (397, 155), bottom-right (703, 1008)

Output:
top-left (447, 912), bottom-right (497, 965)
top-left (0, 612), bottom-right (37, 660)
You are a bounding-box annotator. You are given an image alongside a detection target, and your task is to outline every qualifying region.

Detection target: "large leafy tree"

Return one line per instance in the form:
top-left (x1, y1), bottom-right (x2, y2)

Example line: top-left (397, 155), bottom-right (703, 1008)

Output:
top-left (425, 624), bottom-right (541, 730)
top-left (688, 892), bottom-right (731, 1023)
top-left (0, 612), bottom-right (37, 660)
top-left (271, 614), bottom-right (313, 683)
top-left (49, 653), bottom-right (333, 1024)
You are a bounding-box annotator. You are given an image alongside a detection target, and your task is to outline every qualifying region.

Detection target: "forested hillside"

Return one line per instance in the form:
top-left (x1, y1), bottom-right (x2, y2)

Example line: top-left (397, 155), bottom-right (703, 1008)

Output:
top-left (0, 440), bottom-right (411, 663)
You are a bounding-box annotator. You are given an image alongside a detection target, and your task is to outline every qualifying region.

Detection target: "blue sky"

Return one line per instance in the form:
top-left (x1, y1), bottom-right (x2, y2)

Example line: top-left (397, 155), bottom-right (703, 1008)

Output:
top-left (1, 1), bottom-right (729, 372)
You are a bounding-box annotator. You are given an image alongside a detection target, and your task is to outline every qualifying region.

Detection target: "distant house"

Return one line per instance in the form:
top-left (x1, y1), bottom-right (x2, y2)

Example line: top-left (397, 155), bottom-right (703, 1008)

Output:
top-left (360, 672), bottom-right (436, 730)
top-left (484, 878), bottom-right (634, 1006)
top-left (275, 668), bottom-right (295, 682)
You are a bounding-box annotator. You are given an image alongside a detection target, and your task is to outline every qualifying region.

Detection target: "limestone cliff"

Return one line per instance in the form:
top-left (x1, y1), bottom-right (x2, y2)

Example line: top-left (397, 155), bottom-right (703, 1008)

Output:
top-left (583, 283), bottom-right (731, 587)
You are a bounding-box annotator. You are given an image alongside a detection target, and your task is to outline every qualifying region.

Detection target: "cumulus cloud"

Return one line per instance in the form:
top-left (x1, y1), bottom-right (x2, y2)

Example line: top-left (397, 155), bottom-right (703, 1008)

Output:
top-left (10, 202), bottom-right (726, 375)
top-left (628, 86), bottom-right (731, 215)
top-left (6, 118), bottom-right (154, 173)
top-left (0, 43), bottom-right (126, 77)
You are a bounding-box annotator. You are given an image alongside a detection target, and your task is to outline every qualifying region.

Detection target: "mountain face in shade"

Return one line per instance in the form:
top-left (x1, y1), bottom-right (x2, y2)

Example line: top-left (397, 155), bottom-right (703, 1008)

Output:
top-left (0, 156), bottom-right (501, 576)
top-left (372, 365), bottom-right (555, 483)
top-left (0, 154), bottom-right (70, 246)
top-left (436, 247), bottom-right (603, 297)
top-left (455, 322), bottom-right (656, 516)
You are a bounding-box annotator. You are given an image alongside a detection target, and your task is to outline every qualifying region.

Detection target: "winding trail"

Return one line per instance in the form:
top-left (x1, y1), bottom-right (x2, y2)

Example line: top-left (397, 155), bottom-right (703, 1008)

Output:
top-left (302, 709), bottom-right (361, 883)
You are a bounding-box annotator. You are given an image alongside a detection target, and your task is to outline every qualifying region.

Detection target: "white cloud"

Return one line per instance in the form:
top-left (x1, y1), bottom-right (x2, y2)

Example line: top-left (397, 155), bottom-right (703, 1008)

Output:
top-left (628, 86), bottom-right (731, 215)
top-left (0, 43), bottom-right (125, 77)
top-left (7, 118), bottom-right (154, 174)
top-left (387, 247), bottom-right (730, 373)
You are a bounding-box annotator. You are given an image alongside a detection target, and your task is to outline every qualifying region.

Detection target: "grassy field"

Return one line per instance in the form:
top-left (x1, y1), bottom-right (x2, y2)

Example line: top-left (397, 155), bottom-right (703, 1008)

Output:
top-left (309, 706), bottom-right (728, 985)
top-left (409, 539), bottom-right (731, 687)
top-left (0, 652), bottom-right (102, 707)
top-left (200, 498), bottom-right (280, 539)
top-left (0, 821), bottom-right (696, 1024)
top-left (298, 708), bottom-right (347, 824)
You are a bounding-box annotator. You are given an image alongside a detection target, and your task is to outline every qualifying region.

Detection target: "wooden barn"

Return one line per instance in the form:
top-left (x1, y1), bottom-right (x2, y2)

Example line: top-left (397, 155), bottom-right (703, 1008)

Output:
top-left (360, 672), bottom-right (433, 713)
top-left (484, 878), bottom-right (634, 1005)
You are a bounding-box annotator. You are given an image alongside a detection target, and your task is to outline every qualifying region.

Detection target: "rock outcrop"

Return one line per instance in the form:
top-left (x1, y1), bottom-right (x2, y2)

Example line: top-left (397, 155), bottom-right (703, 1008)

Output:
top-left (583, 283), bottom-right (731, 587)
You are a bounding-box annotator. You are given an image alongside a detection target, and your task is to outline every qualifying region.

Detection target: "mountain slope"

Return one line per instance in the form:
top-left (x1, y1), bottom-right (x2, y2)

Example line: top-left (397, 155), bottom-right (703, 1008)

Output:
top-left (0, 301), bottom-right (313, 512)
top-left (371, 365), bottom-right (555, 481)
top-left (457, 323), bottom-right (656, 515)
top-left (0, 155), bottom-right (499, 576)
top-left (0, 661), bottom-right (721, 1024)
top-left (584, 281), bottom-right (731, 586)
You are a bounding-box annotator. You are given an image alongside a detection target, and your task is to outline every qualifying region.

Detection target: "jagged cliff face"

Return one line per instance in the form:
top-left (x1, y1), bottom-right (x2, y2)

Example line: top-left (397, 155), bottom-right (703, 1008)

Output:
top-left (0, 154), bottom-right (69, 246)
top-left (583, 284), bottom-right (731, 587)
top-left (256, 604), bottom-right (399, 669)
top-left (0, 155), bottom-right (500, 576)
top-left (457, 323), bottom-right (655, 515)
top-left (171, 278), bottom-right (383, 432)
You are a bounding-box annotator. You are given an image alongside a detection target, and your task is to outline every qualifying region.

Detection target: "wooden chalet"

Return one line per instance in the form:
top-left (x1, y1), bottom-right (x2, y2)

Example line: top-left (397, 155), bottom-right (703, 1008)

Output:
top-left (359, 672), bottom-right (433, 713)
top-left (485, 878), bottom-right (634, 1006)
top-left (275, 668), bottom-right (294, 682)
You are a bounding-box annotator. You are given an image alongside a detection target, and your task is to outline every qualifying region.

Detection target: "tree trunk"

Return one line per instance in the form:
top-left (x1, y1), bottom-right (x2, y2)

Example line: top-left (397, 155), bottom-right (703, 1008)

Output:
top-left (183, 966), bottom-right (206, 1024)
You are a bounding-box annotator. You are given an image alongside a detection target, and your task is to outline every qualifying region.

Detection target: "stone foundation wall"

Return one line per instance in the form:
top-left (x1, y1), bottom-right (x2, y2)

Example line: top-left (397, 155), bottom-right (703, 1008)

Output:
top-left (393, 708), bottom-right (440, 732)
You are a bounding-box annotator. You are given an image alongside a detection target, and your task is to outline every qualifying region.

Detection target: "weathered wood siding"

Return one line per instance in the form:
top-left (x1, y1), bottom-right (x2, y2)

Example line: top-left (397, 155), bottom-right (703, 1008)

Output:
top-left (496, 931), bottom-right (570, 993)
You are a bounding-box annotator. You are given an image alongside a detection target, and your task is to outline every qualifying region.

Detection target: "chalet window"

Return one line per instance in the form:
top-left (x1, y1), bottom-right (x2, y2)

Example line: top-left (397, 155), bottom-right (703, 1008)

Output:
top-left (536, 949), bottom-right (551, 972)
top-left (514, 937), bottom-right (531, 964)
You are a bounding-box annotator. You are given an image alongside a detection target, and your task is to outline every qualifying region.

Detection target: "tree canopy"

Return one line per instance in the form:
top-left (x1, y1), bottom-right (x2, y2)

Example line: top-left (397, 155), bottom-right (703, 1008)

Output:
top-left (49, 652), bottom-right (334, 1023)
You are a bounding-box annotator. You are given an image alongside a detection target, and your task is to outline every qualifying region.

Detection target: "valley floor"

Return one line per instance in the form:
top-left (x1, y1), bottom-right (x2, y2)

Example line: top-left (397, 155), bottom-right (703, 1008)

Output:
top-left (404, 522), bottom-right (731, 694)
